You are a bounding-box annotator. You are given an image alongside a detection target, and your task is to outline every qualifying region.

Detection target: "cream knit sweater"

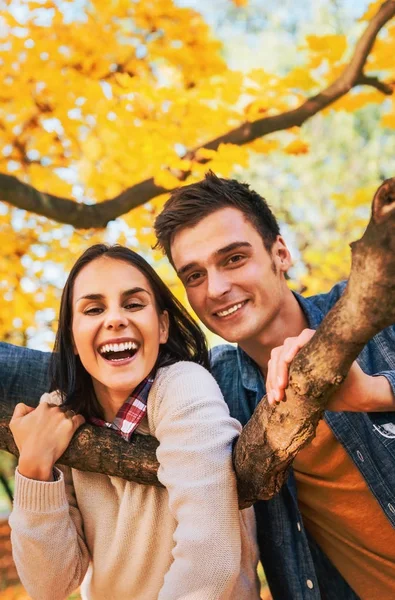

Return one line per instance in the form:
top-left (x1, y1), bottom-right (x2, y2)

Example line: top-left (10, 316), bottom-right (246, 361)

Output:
top-left (10, 361), bottom-right (260, 600)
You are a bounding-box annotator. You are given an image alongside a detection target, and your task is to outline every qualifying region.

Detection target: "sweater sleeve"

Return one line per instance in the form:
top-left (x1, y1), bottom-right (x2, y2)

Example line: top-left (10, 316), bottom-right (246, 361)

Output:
top-left (9, 463), bottom-right (90, 600)
top-left (151, 362), bottom-right (243, 600)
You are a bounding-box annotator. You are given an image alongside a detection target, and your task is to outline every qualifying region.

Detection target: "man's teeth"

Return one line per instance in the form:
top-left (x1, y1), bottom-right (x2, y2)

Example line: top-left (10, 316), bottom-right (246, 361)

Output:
top-left (100, 341), bottom-right (138, 354)
top-left (216, 302), bottom-right (244, 317)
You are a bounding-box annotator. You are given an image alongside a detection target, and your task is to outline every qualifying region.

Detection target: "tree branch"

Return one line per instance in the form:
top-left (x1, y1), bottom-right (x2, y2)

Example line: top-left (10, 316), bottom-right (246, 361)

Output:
top-left (0, 410), bottom-right (161, 487)
top-left (1, 1), bottom-right (394, 228)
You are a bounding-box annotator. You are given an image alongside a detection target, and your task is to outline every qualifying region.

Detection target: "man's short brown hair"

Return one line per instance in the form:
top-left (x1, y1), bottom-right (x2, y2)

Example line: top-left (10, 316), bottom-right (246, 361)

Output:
top-left (154, 171), bottom-right (280, 264)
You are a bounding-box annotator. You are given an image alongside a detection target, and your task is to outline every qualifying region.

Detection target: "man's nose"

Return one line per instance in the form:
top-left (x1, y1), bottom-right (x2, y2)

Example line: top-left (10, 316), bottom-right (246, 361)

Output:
top-left (206, 271), bottom-right (231, 299)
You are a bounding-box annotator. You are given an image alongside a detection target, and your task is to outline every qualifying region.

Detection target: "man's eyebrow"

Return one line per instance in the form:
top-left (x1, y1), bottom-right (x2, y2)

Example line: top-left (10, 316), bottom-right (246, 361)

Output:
top-left (215, 241), bottom-right (252, 255)
top-left (76, 287), bottom-right (150, 302)
top-left (177, 242), bottom-right (252, 277)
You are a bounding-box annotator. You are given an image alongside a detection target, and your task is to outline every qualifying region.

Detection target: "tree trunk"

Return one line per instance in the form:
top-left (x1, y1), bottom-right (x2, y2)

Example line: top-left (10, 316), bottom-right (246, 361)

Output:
top-left (0, 179), bottom-right (394, 507)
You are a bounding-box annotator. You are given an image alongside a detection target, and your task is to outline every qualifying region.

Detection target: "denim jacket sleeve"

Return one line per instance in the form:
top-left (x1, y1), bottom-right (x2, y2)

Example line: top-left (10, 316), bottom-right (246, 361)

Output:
top-left (0, 343), bottom-right (51, 409)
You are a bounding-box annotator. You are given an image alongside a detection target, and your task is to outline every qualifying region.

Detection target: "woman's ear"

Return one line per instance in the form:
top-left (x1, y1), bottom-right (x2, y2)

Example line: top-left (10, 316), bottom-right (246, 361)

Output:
top-left (159, 311), bottom-right (170, 344)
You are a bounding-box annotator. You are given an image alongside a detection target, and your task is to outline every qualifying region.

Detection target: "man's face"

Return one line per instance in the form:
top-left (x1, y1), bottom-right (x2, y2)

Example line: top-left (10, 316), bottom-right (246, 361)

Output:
top-left (171, 207), bottom-right (291, 345)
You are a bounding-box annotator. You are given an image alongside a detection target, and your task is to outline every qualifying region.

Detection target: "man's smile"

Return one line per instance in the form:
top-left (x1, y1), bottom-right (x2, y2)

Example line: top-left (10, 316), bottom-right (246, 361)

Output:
top-left (213, 300), bottom-right (248, 319)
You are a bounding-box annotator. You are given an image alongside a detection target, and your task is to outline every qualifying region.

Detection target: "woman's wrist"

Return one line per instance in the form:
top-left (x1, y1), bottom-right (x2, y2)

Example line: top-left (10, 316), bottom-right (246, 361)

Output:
top-left (18, 455), bottom-right (55, 482)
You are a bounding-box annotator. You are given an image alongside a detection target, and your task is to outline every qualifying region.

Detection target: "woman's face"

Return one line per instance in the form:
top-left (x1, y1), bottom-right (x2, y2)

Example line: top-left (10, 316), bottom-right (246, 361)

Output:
top-left (71, 256), bottom-right (169, 408)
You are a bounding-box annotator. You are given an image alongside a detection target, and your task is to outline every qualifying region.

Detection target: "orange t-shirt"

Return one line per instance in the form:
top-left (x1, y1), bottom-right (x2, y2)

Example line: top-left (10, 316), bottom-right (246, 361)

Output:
top-left (293, 419), bottom-right (395, 600)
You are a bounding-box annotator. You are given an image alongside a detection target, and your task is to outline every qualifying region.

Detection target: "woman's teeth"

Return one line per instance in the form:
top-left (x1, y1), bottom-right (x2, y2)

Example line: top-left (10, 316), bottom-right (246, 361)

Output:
top-left (99, 341), bottom-right (138, 355)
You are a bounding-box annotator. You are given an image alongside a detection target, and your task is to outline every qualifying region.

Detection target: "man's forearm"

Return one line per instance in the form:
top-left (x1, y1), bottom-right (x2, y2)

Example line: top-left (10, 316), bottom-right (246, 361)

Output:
top-left (0, 343), bottom-right (51, 408)
top-left (363, 375), bottom-right (395, 412)
top-left (326, 365), bottom-right (395, 413)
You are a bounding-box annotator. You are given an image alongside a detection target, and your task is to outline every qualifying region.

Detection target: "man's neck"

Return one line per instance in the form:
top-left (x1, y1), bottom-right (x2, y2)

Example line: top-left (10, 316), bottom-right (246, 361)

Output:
top-left (239, 290), bottom-right (308, 377)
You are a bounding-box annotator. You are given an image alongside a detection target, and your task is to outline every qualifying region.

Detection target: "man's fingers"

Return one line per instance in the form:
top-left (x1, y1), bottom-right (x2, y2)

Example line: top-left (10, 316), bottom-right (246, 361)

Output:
top-left (266, 330), bottom-right (316, 406)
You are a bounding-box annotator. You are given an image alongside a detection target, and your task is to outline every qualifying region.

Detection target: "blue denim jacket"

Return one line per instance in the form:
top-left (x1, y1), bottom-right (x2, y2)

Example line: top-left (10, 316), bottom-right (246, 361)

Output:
top-left (210, 281), bottom-right (395, 600)
top-left (1, 282), bottom-right (395, 599)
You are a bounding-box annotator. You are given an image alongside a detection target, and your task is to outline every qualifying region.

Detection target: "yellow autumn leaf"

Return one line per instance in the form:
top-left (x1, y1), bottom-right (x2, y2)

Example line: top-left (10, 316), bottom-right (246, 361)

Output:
top-left (195, 148), bottom-right (218, 160)
top-left (359, 1), bottom-right (385, 21)
top-left (305, 34), bottom-right (347, 63)
top-left (284, 140), bottom-right (309, 155)
top-left (154, 169), bottom-right (182, 190)
top-left (248, 138), bottom-right (279, 154)
top-left (244, 99), bottom-right (270, 120)
top-left (81, 137), bottom-right (103, 162)
top-left (382, 112), bottom-right (395, 128)
top-left (282, 67), bottom-right (318, 91)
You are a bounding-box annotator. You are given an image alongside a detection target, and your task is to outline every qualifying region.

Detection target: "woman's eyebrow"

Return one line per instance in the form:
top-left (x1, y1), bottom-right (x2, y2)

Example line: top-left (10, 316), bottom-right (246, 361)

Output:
top-left (76, 287), bottom-right (151, 302)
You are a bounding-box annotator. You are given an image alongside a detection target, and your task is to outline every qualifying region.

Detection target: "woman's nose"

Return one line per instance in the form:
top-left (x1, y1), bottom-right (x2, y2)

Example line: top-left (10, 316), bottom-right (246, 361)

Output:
top-left (104, 309), bottom-right (128, 329)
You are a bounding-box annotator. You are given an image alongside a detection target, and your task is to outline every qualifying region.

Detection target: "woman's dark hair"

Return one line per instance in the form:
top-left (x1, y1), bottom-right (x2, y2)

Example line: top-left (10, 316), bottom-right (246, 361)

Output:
top-left (50, 244), bottom-right (209, 419)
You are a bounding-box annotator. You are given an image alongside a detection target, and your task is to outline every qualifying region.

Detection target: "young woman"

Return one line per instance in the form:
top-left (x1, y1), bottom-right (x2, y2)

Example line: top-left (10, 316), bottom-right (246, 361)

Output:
top-left (9, 244), bottom-right (260, 600)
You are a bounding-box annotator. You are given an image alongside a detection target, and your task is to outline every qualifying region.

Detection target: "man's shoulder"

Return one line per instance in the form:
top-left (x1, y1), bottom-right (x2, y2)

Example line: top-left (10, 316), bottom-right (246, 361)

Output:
top-left (210, 343), bottom-right (238, 365)
top-left (305, 280), bottom-right (347, 312)
top-left (209, 344), bottom-right (240, 385)
top-left (297, 281), bottom-right (347, 327)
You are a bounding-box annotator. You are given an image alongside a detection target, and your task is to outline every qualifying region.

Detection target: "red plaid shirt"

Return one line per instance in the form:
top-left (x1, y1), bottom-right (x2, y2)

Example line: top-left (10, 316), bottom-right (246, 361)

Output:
top-left (89, 375), bottom-right (154, 441)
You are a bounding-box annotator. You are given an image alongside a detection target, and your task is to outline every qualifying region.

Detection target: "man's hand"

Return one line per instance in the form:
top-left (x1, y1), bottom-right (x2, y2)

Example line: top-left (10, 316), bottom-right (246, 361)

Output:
top-left (10, 401), bottom-right (85, 481)
top-left (266, 328), bottom-right (395, 412)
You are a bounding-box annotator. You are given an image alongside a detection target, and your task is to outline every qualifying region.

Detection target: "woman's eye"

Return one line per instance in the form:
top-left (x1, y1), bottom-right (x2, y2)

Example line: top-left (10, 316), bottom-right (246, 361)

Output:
top-left (84, 307), bottom-right (102, 315)
top-left (125, 302), bottom-right (144, 310)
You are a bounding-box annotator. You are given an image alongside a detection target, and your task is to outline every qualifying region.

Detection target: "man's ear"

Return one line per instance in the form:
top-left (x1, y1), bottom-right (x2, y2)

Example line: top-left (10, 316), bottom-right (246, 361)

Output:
top-left (159, 310), bottom-right (170, 344)
top-left (272, 236), bottom-right (292, 273)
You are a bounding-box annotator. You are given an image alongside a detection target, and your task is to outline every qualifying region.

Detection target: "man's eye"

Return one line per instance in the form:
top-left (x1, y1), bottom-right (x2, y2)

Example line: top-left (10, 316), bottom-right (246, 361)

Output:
top-left (227, 254), bottom-right (244, 265)
top-left (186, 272), bottom-right (203, 285)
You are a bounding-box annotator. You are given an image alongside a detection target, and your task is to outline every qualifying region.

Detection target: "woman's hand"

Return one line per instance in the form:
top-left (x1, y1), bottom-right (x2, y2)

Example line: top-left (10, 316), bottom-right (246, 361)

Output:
top-left (10, 402), bottom-right (85, 481)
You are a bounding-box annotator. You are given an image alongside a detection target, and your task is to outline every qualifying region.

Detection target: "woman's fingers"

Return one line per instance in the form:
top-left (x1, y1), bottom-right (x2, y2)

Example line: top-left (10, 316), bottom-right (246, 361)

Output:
top-left (71, 413), bottom-right (86, 432)
top-left (10, 399), bottom-right (85, 467)
top-left (11, 403), bottom-right (36, 420)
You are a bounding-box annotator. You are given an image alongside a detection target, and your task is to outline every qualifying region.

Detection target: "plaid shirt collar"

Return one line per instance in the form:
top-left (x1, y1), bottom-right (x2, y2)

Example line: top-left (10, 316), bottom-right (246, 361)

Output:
top-left (89, 375), bottom-right (154, 442)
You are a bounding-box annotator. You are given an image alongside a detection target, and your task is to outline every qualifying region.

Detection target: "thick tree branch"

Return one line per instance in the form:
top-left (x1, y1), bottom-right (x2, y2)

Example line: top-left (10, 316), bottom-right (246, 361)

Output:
top-left (0, 412), bottom-right (161, 487)
top-left (234, 178), bottom-right (395, 507)
top-left (1, 180), bottom-right (394, 507)
top-left (1, 1), bottom-right (394, 228)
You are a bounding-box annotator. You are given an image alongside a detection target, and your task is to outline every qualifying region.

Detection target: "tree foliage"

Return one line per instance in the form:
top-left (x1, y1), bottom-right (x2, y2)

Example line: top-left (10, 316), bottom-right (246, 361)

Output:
top-left (0, 0), bottom-right (395, 345)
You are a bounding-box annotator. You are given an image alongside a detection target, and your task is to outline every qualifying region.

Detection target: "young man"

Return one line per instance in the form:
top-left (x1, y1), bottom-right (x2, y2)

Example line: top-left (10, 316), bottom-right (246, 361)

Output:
top-left (1, 172), bottom-right (394, 598)
top-left (154, 172), bottom-right (395, 599)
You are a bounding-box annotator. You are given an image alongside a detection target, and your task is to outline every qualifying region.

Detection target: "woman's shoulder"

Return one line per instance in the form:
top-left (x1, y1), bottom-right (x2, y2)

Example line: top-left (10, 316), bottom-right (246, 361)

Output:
top-left (154, 360), bottom-right (216, 387)
top-left (149, 361), bottom-right (225, 420)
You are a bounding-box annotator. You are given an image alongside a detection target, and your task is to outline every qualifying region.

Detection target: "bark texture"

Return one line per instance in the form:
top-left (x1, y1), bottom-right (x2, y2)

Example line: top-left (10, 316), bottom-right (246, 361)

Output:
top-left (0, 411), bottom-right (161, 487)
top-left (0, 2), bottom-right (394, 227)
top-left (234, 178), bottom-right (395, 507)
